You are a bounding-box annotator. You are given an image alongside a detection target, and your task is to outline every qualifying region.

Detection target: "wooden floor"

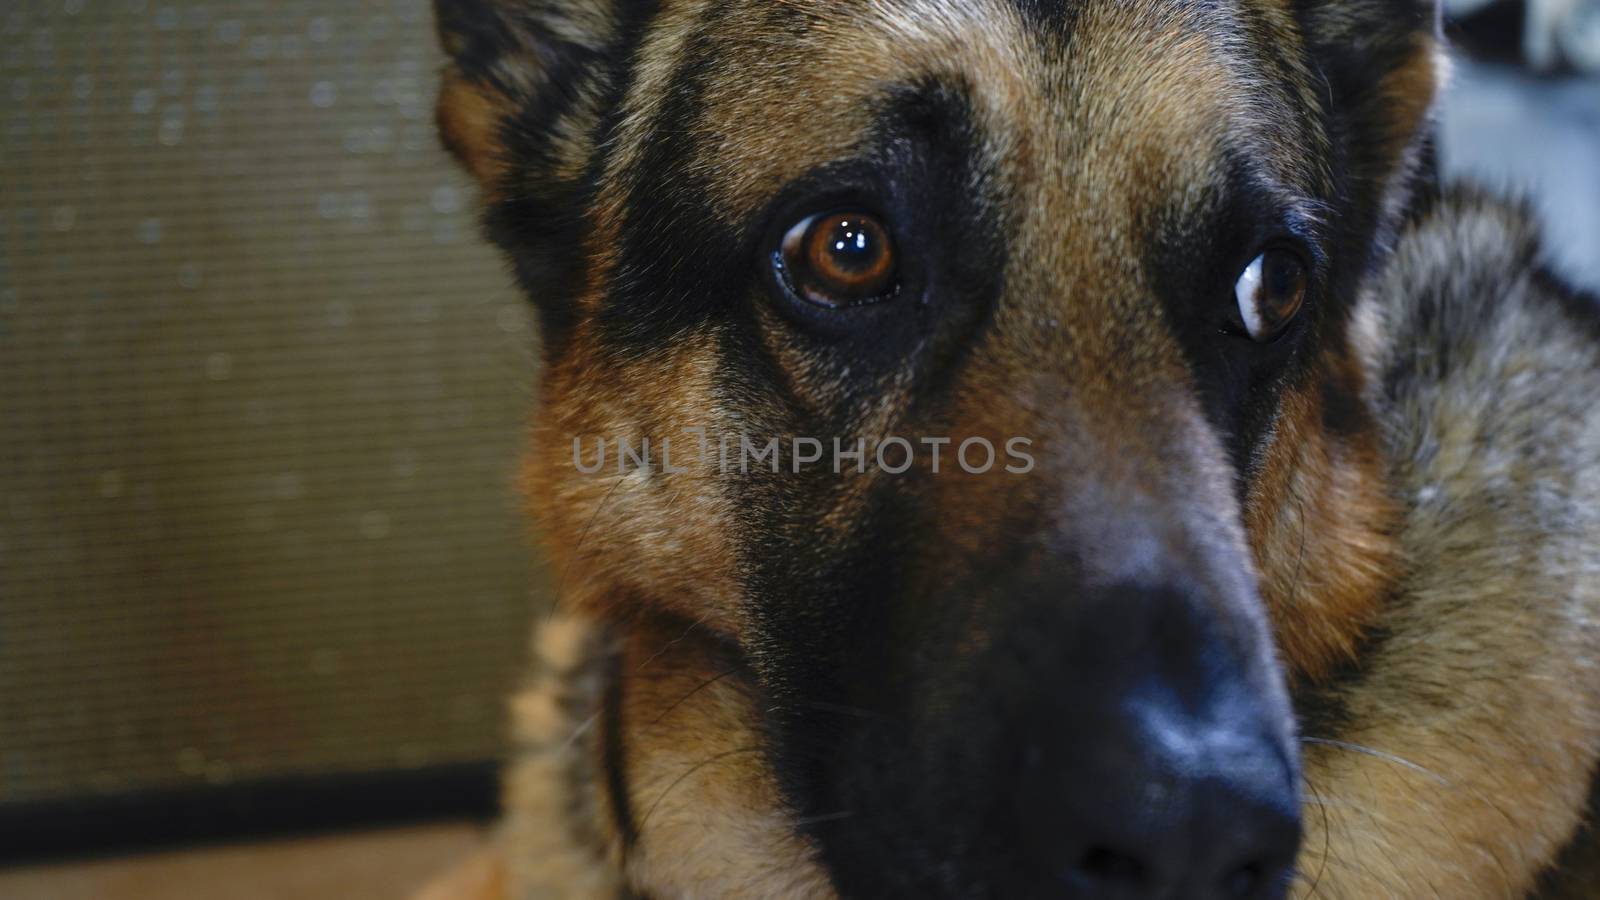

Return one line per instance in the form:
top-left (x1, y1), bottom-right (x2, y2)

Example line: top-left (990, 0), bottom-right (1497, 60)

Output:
top-left (0, 822), bottom-right (484, 900)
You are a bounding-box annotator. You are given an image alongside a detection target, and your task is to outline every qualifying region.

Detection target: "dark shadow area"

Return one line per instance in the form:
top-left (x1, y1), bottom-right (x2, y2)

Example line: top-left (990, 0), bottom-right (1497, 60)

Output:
top-left (0, 763), bottom-right (497, 867)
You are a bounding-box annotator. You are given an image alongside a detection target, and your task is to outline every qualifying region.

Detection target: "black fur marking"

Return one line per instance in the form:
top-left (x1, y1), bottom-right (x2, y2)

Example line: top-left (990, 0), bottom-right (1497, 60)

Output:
top-left (1531, 767), bottom-right (1600, 898)
top-left (1006, 0), bottom-right (1084, 40)
top-left (595, 43), bottom-right (1009, 374)
top-left (1145, 153), bottom-right (1329, 484)
top-left (730, 71), bottom-right (1007, 684)
top-left (589, 2), bottom-right (740, 352)
top-left (1288, 630), bottom-right (1378, 739)
top-left (1319, 373), bottom-right (1369, 439)
top-left (467, 0), bottom-right (662, 350)
top-left (433, 1), bottom-right (533, 94)
top-left (601, 647), bottom-right (640, 852)
top-left (1139, 0), bottom-right (1439, 491)
top-left (1535, 265), bottom-right (1600, 344)
top-left (1289, 0), bottom-right (1434, 275)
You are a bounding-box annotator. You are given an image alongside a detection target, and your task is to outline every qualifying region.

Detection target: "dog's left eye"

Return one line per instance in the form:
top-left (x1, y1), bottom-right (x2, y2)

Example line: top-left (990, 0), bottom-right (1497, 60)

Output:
top-left (776, 212), bottom-right (899, 308)
top-left (1233, 249), bottom-right (1308, 342)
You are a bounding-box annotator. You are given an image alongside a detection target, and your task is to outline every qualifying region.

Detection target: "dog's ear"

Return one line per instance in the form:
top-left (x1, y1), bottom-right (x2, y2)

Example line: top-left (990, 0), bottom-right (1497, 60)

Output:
top-left (435, 0), bottom-right (650, 342)
top-left (433, 0), bottom-right (642, 191)
top-left (1295, 0), bottom-right (1442, 221)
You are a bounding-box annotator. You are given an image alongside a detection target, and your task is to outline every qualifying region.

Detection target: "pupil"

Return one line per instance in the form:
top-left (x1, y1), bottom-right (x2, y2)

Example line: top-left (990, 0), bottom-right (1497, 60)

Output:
top-left (1263, 252), bottom-right (1300, 301)
top-left (824, 219), bottom-right (878, 273)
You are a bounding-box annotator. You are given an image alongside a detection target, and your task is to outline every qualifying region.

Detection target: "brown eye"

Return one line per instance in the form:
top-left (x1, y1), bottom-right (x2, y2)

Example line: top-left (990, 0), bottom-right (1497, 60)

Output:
top-left (778, 212), bottom-right (899, 308)
top-left (1234, 248), bottom-right (1308, 342)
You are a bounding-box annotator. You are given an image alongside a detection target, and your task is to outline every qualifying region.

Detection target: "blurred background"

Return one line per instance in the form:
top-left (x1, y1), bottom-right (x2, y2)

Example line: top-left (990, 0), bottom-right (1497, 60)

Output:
top-left (0, 1), bottom-right (1596, 898)
top-left (2, 1), bottom-right (537, 896)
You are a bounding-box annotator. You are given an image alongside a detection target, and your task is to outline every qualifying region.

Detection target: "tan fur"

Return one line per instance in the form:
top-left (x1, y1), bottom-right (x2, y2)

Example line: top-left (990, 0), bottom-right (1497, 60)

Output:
top-left (1245, 356), bottom-right (1401, 683)
top-left (526, 336), bottom-right (747, 636)
top-left (498, 615), bottom-right (625, 900)
top-left (436, 71), bottom-right (511, 192)
top-left (612, 616), bottom-right (834, 898)
top-left (1292, 195), bottom-right (1600, 899)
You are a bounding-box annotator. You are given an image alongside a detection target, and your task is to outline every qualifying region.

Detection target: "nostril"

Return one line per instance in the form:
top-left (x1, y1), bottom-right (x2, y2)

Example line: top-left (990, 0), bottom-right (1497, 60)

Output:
top-left (1073, 844), bottom-right (1149, 886)
top-left (1218, 850), bottom-right (1299, 899)
top-left (1219, 861), bottom-right (1261, 897)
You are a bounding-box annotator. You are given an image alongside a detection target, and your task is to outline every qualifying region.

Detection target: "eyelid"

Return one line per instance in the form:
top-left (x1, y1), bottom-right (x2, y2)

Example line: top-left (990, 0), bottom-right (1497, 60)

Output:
top-left (1275, 209), bottom-right (1328, 274)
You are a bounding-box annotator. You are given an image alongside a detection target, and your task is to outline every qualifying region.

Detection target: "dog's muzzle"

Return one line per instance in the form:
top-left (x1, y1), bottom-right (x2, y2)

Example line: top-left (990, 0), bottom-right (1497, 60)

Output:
top-left (805, 568), bottom-right (1302, 900)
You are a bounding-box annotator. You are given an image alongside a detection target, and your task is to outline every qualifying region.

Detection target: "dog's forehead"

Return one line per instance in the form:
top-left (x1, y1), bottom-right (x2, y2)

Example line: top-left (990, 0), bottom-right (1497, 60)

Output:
top-left (606, 0), bottom-right (1315, 225)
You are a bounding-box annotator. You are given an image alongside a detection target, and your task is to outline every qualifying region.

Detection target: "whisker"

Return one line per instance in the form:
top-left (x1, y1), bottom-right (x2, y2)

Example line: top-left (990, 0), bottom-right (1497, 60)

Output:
top-left (638, 746), bottom-right (764, 833)
top-left (636, 616), bottom-right (706, 673)
top-left (793, 810), bottom-right (856, 827)
top-left (1290, 867), bottom-right (1327, 898)
top-left (1299, 794), bottom-right (1369, 810)
top-left (550, 472), bottom-right (634, 622)
top-left (555, 711), bottom-right (599, 756)
top-left (1301, 736), bottom-right (1451, 786)
top-left (795, 700), bottom-right (882, 720)
top-left (1298, 771), bottom-right (1333, 898)
top-left (648, 668), bottom-right (738, 727)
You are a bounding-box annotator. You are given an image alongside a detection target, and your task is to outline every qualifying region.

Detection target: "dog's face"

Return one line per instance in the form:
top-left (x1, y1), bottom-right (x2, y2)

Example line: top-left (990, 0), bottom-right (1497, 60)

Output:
top-left (438, 1), bottom-right (1436, 896)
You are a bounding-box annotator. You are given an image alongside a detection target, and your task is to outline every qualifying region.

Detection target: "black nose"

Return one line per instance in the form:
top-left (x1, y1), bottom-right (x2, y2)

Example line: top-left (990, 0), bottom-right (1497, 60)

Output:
top-left (1008, 584), bottom-right (1301, 900)
top-left (1032, 747), bottom-right (1301, 899)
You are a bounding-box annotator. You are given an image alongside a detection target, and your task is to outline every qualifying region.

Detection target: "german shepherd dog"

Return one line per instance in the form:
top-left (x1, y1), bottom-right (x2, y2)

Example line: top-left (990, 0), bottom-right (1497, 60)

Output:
top-left (423, 0), bottom-right (1600, 897)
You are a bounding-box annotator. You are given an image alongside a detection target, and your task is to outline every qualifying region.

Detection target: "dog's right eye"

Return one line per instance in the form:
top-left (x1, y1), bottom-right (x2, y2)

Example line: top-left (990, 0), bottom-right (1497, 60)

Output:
top-left (1233, 248), bottom-right (1308, 342)
top-left (774, 212), bottom-right (900, 308)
